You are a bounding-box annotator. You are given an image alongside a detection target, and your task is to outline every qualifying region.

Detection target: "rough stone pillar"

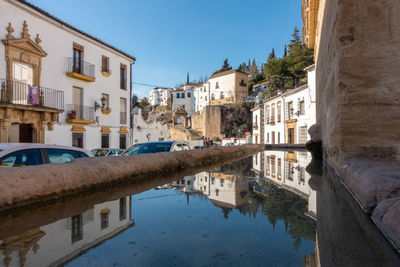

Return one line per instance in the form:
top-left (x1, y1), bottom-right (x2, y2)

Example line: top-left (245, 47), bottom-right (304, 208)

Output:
top-left (315, 0), bottom-right (400, 165)
top-left (37, 122), bottom-right (47, 144)
top-left (0, 120), bottom-right (10, 143)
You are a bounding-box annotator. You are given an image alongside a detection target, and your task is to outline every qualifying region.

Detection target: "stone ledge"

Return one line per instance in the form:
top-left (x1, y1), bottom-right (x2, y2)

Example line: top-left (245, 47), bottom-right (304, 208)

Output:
top-left (0, 144), bottom-right (265, 212)
top-left (338, 158), bottom-right (400, 214)
top-left (372, 197), bottom-right (400, 252)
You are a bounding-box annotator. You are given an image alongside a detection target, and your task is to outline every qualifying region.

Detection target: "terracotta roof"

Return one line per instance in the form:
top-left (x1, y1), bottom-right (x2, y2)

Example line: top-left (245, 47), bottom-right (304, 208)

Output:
top-left (210, 69), bottom-right (248, 79)
top-left (16, 0), bottom-right (136, 61)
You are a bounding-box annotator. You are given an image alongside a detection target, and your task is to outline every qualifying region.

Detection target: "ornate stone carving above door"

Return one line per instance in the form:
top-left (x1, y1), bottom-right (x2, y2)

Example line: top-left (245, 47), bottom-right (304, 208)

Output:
top-left (1, 21), bottom-right (47, 86)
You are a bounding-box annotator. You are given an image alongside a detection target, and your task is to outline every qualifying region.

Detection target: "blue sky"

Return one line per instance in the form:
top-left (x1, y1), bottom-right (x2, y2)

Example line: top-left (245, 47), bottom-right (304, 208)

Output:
top-left (31, 0), bottom-right (302, 98)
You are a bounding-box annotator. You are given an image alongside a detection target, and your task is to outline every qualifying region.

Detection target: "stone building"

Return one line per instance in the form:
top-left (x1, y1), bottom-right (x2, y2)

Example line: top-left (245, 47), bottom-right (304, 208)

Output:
top-left (0, 0), bottom-right (135, 150)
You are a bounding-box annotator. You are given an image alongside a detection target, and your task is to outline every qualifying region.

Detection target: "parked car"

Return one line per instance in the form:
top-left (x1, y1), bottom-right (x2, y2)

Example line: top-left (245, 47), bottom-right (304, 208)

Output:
top-left (91, 148), bottom-right (124, 157)
top-left (224, 142), bottom-right (235, 146)
top-left (193, 145), bottom-right (204, 149)
top-left (123, 141), bottom-right (191, 156)
top-left (0, 143), bottom-right (92, 167)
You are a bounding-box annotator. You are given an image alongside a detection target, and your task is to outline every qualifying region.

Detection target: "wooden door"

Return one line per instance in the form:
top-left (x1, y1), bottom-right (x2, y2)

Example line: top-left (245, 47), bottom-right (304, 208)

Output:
top-left (72, 87), bottom-right (83, 119)
top-left (19, 124), bottom-right (33, 143)
top-left (272, 131), bottom-right (275, 144)
top-left (288, 128), bottom-right (295, 144)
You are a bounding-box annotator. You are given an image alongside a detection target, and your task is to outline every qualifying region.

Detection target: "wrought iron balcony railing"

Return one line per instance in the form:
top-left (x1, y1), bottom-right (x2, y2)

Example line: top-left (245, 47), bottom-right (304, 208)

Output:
top-left (0, 78), bottom-right (64, 110)
top-left (67, 57), bottom-right (95, 79)
top-left (65, 104), bottom-right (95, 121)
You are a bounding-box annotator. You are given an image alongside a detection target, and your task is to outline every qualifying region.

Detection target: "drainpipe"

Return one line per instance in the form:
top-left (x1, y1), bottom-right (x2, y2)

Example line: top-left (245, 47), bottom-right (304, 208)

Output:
top-left (130, 59), bottom-right (136, 147)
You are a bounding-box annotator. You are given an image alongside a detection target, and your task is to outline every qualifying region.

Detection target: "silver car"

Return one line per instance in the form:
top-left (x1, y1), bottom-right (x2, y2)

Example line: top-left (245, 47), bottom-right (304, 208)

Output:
top-left (123, 141), bottom-right (191, 156)
top-left (91, 148), bottom-right (124, 157)
top-left (0, 143), bottom-right (92, 167)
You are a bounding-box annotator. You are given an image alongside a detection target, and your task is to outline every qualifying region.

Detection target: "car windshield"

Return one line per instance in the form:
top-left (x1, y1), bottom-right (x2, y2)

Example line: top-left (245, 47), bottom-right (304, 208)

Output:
top-left (93, 149), bottom-right (109, 157)
top-left (124, 143), bottom-right (173, 155)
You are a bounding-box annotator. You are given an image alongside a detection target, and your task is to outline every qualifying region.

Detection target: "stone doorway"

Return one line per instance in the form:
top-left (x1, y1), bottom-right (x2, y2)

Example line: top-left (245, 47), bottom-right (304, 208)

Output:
top-left (173, 109), bottom-right (189, 128)
top-left (8, 123), bottom-right (34, 143)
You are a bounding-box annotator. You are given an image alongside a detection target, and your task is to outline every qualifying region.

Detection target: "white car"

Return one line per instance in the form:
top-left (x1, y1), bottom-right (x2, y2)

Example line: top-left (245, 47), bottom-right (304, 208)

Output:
top-left (0, 143), bottom-right (92, 167)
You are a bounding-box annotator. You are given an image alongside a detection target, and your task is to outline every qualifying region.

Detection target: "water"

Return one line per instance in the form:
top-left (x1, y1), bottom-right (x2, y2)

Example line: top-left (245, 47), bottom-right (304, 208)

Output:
top-left (0, 150), bottom-right (398, 266)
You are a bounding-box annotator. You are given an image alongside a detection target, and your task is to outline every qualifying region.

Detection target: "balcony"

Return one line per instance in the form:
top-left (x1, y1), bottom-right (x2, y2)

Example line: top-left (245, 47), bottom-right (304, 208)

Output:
top-left (270, 117), bottom-right (276, 125)
top-left (101, 66), bottom-right (112, 77)
top-left (66, 58), bottom-right (95, 82)
top-left (239, 82), bottom-right (247, 87)
top-left (65, 104), bottom-right (96, 124)
top-left (0, 79), bottom-right (64, 110)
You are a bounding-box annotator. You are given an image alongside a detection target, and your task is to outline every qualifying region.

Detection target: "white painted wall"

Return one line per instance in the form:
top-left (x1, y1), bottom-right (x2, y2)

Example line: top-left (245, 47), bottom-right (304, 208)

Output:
top-left (149, 88), bottom-right (171, 106)
top-left (0, 196), bottom-right (132, 267)
top-left (0, 0), bottom-right (134, 150)
top-left (252, 108), bottom-right (261, 144)
top-left (171, 85), bottom-right (194, 116)
top-left (132, 107), bottom-right (170, 144)
top-left (264, 96), bottom-right (285, 144)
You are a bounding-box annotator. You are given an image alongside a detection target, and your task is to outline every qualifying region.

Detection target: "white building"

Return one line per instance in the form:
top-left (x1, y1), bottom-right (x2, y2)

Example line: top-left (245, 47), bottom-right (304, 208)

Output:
top-left (171, 84), bottom-right (194, 116)
top-left (208, 69), bottom-right (249, 106)
top-left (282, 65), bottom-right (316, 144)
top-left (193, 82), bottom-right (210, 113)
top-left (253, 65), bottom-right (316, 145)
top-left (0, 196), bottom-right (132, 266)
top-left (149, 87), bottom-right (171, 106)
top-left (131, 107), bottom-right (169, 144)
top-left (264, 95), bottom-right (285, 144)
top-left (0, 0), bottom-right (135, 150)
top-left (251, 104), bottom-right (262, 144)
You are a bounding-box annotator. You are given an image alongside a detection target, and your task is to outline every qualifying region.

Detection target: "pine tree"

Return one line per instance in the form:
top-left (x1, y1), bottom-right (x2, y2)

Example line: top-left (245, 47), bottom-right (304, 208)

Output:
top-left (284, 45), bottom-right (287, 57)
top-left (268, 48), bottom-right (276, 61)
top-left (221, 58), bottom-right (232, 72)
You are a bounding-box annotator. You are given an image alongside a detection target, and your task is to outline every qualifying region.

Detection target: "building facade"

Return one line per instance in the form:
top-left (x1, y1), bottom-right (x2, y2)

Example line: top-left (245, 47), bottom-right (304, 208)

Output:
top-left (208, 69), bottom-right (248, 106)
top-left (0, 0), bottom-right (135, 150)
top-left (149, 87), bottom-right (171, 107)
top-left (131, 107), bottom-right (169, 144)
top-left (253, 65), bottom-right (316, 145)
top-left (193, 82), bottom-right (210, 113)
top-left (171, 84), bottom-right (194, 116)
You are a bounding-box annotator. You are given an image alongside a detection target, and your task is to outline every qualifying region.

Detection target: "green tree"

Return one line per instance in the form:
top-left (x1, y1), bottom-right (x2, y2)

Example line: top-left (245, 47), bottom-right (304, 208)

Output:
top-left (268, 48), bottom-right (276, 61)
top-left (131, 94), bottom-right (139, 107)
top-left (221, 58), bottom-right (232, 72)
top-left (286, 27), bottom-right (314, 86)
top-left (264, 57), bottom-right (289, 95)
top-left (139, 97), bottom-right (150, 108)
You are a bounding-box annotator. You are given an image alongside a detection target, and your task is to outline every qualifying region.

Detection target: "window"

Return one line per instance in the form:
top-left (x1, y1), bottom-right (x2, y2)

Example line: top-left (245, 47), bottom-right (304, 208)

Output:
top-left (277, 102), bottom-right (282, 122)
top-left (266, 106), bottom-right (270, 124)
top-left (47, 149), bottom-right (79, 164)
top-left (73, 43), bottom-right (83, 74)
top-left (187, 92), bottom-right (191, 97)
top-left (299, 126), bottom-right (308, 144)
top-left (215, 82), bottom-right (219, 89)
top-left (211, 93), bottom-right (215, 100)
top-left (205, 176), bottom-right (208, 182)
top-left (278, 132), bottom-right (281, 144)
top-left (220, 179), bottom-right (224, 187)
top-left (299, 167), bottom-right (305, 184)
top-left (299, 100), bottom-right (305, 115)
top-left (215, 189), bottom-right (219, 196)
top-left (267, 132), bottom-right (269, 143)
top-left (120, 64), bottom-right (127, 90)
top-left (204, 86), bottom-right (206, 92)
top-left (101, 134), bottom-right (110, 148)
top-left (173, 144), bottom-right (183, 151)
top-left (205, 96), bottom-right (207, 101)
top-left (102, 55), bottom-right (110, 73)
top-left (120, 197), bottom-right (127, 221)
top-left (101, 93), bottom-right (110, 110)
top-left (120, 98), bottom-right (127, 124)
top-left (72, 133), bottom-right (84, 148)
top-left (0, 149), bottom-right (42, 167)
top-left (101, 210), bottom-right (110, 230)
top-left (181, 93), bottom-right (185, 98)
top-left (176, 93), bottom-right (181, 99)
top-left (120, 134), bottom-right (127, 149)
top-left (287, 101), bottom-right (294, 120)
top-left (271, 105), bottom-right (275, 123)
top-left (211, 177), bottom-right (215, 184)
top-left (271, 157), bottom-right (276, 176)
top-left (187, 180), bottom-right (191, 185)
top-left (277, 159), bottom-right (282, 177)
top-left (71, 214), bottom-right (83, 243)
top-left (220, 92), bottom-right (224, 98)
top-left (266, 156), bottom-right (270, 174)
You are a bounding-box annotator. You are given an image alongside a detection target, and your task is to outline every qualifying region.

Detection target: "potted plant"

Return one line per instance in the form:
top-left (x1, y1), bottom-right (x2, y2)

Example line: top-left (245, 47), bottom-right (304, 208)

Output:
top-left (69, 110), bottom-right (76, 119)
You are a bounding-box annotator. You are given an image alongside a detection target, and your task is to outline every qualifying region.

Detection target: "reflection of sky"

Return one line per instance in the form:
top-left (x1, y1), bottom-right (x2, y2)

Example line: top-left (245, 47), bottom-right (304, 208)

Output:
top-left (68, 186), bottom-right (315, 266)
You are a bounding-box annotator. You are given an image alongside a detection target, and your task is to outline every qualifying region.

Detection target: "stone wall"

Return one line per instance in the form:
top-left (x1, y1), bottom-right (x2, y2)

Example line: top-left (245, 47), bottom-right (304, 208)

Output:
top-left (312, 0), bottom-right (400, 164)
top-left (0, 145), bottom-right (265, 212)
top-left (190, 105), bottom-right (224, 139)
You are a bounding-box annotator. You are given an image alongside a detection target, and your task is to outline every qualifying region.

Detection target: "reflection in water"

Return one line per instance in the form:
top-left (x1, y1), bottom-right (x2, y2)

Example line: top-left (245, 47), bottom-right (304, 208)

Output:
top-left (5, 150), bottom-right (395, 266)
top-left (0, 196), bottom-right (132, 267)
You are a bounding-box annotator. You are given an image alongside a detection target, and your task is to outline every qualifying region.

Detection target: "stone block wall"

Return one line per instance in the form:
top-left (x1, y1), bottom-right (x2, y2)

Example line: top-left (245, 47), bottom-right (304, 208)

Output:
top-left (315, 0), bottom-right (400, 164)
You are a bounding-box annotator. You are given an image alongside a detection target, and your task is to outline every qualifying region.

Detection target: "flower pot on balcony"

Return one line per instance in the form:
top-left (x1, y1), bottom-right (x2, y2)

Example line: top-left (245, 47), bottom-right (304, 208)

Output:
top-left (69, 111), bottom-right (77, 119)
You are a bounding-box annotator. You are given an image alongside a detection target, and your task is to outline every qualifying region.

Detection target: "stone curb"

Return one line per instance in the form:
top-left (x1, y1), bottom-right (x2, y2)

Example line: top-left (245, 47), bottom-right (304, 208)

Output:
top-left (0, 144), bottom-right (265, 212)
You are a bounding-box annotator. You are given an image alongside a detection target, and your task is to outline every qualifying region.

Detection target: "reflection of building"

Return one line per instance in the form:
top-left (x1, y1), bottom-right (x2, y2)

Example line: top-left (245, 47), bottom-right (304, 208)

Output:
top-left (256, 150), bottom-right (316, 218)
top-left (193, 172), bottom-right (249, 208)
top-left (0, 196), bottom-right (133, 266)
top-left (0, 1), bottom-right (135, 149)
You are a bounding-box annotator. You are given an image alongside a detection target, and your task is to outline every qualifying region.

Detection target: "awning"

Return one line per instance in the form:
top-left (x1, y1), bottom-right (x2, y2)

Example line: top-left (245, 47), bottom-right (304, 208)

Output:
top-left (101, 208), bottom-right (110, 214)
top-left (71, 125), bottom-right (86, 132)
top-left (120, 128), bottom-right (129, 134)
top-left (101, 127), bottom-right (111, 133)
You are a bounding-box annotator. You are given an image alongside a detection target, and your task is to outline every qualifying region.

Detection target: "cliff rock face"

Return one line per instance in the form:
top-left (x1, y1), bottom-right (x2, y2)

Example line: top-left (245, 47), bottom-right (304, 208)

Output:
top-left (314, 0), bottom-right (400, 164)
